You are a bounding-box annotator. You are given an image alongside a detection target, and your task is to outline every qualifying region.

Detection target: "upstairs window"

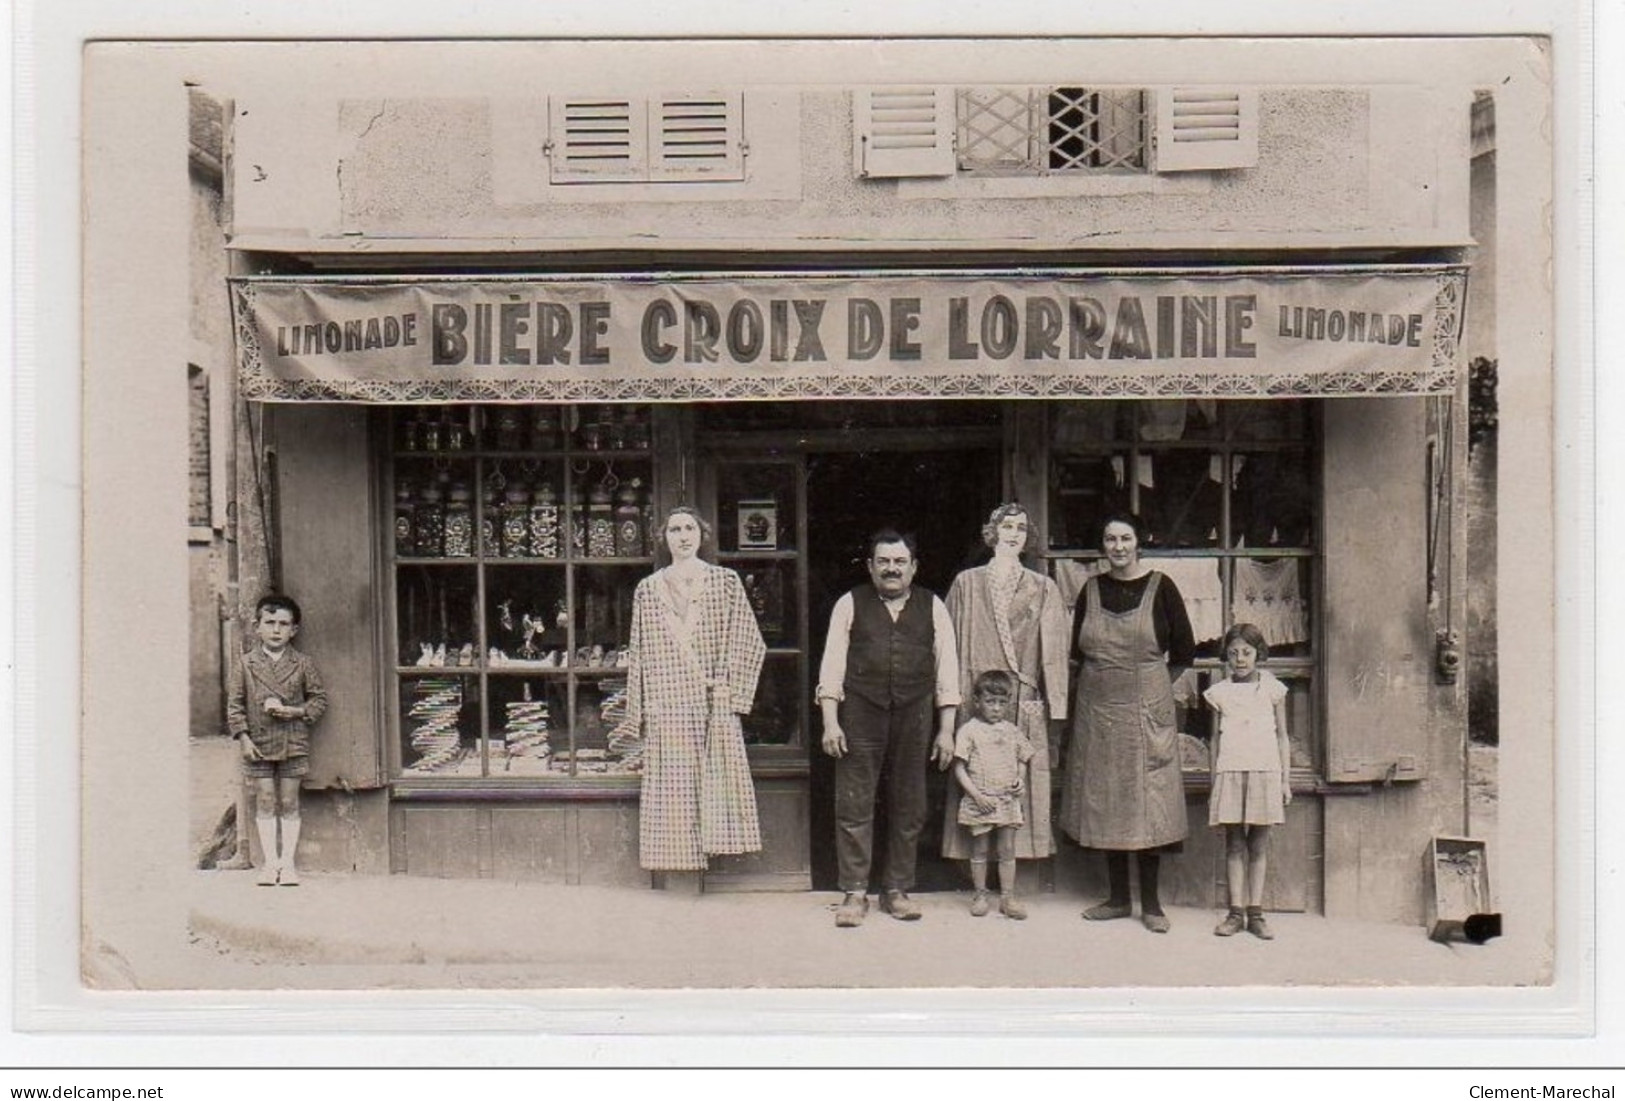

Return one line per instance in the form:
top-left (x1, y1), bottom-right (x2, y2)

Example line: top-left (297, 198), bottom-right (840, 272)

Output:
top-left (548, 93), bottom-right (745, 183)
top-left (855, 85), bottom-right (1257, 179)
top-left (958, 87), bottom-right (1148, 174)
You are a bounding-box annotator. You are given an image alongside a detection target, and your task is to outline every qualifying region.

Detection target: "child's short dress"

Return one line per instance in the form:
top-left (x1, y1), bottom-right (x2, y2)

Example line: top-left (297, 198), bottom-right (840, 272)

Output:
top-left (954, 718), bottom-right (1034, 834)
top-left (1203, 669), bottom-right (1289, 826)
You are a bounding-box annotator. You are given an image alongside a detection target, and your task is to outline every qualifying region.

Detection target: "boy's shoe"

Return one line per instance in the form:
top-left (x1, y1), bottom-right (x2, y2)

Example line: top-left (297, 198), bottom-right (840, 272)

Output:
top-left (834, 893), bottom-right (869, 928)
top-left (969, 890), bottom-right (992, 917)
top-left (879, 890), bottom-right (922, 921)
top-left (1214, 910), bottom-right (1247, 937)
top-left (1247, 913), bottom-right (1275, 940)
top-left (999, 894), bottom-right (1028, 921)
top-left (255, 862), bottom-right (277, 887)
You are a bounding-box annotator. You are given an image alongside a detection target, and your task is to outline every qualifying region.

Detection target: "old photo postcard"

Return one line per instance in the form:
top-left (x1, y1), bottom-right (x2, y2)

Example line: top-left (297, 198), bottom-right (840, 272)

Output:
top-left (27, 20), bottom-right (1597, 1053)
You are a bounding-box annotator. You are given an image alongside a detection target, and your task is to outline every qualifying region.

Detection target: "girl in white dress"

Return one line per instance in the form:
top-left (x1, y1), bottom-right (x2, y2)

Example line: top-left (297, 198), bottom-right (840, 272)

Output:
top-left (1204, 622), bottom-right (1292, 940)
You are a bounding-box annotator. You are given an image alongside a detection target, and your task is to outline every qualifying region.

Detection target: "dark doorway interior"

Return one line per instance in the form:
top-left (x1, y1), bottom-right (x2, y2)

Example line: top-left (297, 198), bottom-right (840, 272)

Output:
top-left (805, 448), bottom-right (1002, 892)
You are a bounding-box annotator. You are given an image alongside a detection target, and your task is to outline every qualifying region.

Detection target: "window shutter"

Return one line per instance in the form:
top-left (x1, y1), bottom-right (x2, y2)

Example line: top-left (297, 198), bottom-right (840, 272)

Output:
top-left (1151, 88), bottom-right (1259, 172)
top-left (548, 97), bottom-right (647, 182)
top-left (853, 86), bottom-right (956, 178)
top-left (649, 92), bottom-right (745, 180)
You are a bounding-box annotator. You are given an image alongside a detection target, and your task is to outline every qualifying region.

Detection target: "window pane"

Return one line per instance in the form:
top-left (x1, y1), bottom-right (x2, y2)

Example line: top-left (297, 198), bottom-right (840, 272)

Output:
top-left (718, 463), bottom-right (798, 554)
top-left (394, 457), bottom-right (478, 559)
top-left (1232, 449), bottom-right (1314, 549)
top-left (400, 673), bottom-right (482, 776)
top-left (1049, 451), bottom-right (1132, 550)
top-left (394, 564), bottom-right (479, 669)
top-left (572, 564), bottom-right (640, 666)
top-left (742, 654), bottom-right (801, 746)
top-left (571, 459), bottom-right (654, 560)
top-left (734, 560), bottom-right (797, 645)
top-left (1226, 399), bottom-right (1310, 441)
top-left (568, 674), bottom-right (639, 774)
top-left (484, 565), bottom-right (569, 667)
top-left (1139, 450), bottom-right (1222, 549)
top-left (1052, 400), bottom-right (1129, 447)
top-left (487, 675), bottom-right (565, 776)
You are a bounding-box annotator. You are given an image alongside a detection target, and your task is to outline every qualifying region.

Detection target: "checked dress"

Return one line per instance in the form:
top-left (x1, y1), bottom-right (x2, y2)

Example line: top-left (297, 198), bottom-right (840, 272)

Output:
top-left (616, 562), bottom-right (767, 870)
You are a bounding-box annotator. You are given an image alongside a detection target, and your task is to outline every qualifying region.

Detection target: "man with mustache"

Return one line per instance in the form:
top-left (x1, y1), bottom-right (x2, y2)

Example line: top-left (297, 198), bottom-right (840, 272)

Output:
top-left (818, 530), bottom-right (961, 927)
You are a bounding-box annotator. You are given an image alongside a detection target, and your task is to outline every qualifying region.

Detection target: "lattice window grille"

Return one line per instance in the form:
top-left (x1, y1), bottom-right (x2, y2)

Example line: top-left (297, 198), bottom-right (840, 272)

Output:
top-left (958, 86), bottom-right (1148, 174)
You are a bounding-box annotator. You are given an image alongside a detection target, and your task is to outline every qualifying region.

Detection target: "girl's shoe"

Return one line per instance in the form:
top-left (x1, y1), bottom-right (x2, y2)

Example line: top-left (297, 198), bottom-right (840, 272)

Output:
top-left (1214, 909), bottom-right (1246, 937)
top-left (255, 862), bottom-right (278, 887)
top-left (969, 890), bottom-right (992, 917)
top-left (1247, 913), bottom-right (1274, 940)
top-left (999, 894), bottom-right (1028, 921)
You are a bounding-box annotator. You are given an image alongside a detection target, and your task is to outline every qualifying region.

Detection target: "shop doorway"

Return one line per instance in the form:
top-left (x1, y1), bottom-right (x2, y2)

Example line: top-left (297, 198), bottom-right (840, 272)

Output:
top-left (804, 448), bottom-right (1002, 892)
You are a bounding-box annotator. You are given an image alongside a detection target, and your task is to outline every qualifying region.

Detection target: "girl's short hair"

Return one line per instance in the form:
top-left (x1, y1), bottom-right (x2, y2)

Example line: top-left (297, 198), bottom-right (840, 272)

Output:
top-left (973, 669), bottom-right (1016, 698)
top-left (651, 505), bottom-right (714, 564)
top-left (980, 502), bottom-right (1043, 555)
top-left (1221, 622), bottom-right (1270, 662)
top-left (1098, 510), bottom-right (1146, 547)
top-left (256, 593), bottom-right (302, 625)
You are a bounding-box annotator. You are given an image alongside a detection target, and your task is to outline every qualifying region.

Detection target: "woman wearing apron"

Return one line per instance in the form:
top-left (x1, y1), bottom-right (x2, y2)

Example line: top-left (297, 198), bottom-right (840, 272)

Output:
top-left (1059, 512), bottom-right (1195, 933)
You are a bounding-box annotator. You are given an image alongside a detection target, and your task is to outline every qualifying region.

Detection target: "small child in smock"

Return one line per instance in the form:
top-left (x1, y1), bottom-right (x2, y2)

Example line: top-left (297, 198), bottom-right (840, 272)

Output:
top-left (952, 670), bottom-right (1035, 920)
top-left (1204, 623), bottom-right (1292, 940)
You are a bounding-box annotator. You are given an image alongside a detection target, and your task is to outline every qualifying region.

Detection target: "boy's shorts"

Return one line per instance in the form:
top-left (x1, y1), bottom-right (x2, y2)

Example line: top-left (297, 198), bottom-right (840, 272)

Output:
top-left (242, 754), bottom-right (310, 781)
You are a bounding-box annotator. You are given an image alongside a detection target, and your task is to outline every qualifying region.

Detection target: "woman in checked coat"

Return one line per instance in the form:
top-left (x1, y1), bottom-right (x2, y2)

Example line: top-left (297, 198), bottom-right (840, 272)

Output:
top-left (612, 506), bottom-right (767, 872)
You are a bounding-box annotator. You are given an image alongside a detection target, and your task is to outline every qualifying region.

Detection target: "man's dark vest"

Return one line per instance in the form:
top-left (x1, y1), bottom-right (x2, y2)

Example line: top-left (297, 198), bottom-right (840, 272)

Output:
top-left (843, 583), bottom-right (937, 708)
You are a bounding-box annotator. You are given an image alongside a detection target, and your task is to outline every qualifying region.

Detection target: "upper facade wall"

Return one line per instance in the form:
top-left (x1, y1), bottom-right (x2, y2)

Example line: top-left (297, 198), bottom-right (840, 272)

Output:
top-left (224, 40), bottom-right (1474, 254)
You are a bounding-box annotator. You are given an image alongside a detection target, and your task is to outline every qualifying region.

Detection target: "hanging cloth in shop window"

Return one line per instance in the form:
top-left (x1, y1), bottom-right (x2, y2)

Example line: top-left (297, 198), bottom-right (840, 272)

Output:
top-left (1231, 558), bottom-right (1310, 647)
top-left (1146, 559), bottom-right (1224, 644)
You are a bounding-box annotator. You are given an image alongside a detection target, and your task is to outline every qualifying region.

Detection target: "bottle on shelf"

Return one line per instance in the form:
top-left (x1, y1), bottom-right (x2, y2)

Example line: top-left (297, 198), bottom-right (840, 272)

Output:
top-left (420, 409), bottom-right (444, 453)
top-left (394, 478), bottom-right (417, 557)
top-left (493, 407), bottom-right (524, 451)
top-left (529, 406), bottom-right (560, 452)
top-left (445, 407), bottom-right (470, 452)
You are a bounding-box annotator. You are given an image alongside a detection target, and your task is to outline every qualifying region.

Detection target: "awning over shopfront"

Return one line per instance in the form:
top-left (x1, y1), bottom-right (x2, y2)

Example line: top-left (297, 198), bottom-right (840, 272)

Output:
top-left (230, 266), bottom-right (1465, 403)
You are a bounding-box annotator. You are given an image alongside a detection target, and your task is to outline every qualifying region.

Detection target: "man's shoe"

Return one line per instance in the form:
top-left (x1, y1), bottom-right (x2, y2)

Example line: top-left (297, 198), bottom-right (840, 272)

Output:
top-left (880, 890), bottom-right (922, 921)
top-left (1082, 900), bottom-right (1132, 921)
top-left (834, 893), bottom-right (869, 928)
top-left (999, 894), bottom-right (1028, 921)
top-left (1141, 911), bottom-right (1171, 934)
top-left (969, 890), bottom-right (992, 917)
top-left (1214, 909), bottom-right (1246, 937)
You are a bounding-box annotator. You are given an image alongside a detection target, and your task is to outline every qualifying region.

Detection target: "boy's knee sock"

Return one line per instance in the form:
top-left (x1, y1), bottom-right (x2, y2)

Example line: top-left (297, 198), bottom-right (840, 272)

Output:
top-left (254, 816), bottom-right (279, 867)
top-left (281, 815), bottom-right (302, 869)
top-left (998, 857), bottom-right (1017, 896)
top-left (968, 858), bottom-right (988, 891)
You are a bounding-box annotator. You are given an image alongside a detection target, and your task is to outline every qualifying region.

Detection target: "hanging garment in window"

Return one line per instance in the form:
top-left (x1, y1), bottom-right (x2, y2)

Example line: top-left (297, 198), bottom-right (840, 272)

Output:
top-left (1231, 557), bottom-right (1310, 646)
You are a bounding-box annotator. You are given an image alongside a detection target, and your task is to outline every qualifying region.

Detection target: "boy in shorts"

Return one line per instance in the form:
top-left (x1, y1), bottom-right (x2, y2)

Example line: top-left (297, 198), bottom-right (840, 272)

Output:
top-left (226, 595), bottom-right (328, 885)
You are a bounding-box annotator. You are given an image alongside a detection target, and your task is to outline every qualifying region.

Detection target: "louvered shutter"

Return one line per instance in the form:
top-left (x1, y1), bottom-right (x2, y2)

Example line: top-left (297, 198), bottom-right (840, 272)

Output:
top-left (1151, 88), bottom-right (1259, 172)
top-left (650, 93), bottom-right (745, 180)
top-left (548, 97), bottom-right (647, 182)
top-left (853, 86), bottom-right (956, 178)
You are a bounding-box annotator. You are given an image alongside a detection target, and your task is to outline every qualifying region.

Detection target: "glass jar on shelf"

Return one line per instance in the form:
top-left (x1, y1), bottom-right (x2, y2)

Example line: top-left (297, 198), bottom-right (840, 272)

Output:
top-left (480, 477), bottom-right (502, 557)
top-left (445, 407), bottom-right (471, 453)
top-left (420, 410), bottom-right (444, 453)
top-left (529, 481), bottom-right (562, 559)
top-left (414, 480), bottom-right (446, 557)
top-left (528, 406), bottom-right (560, 452)
top-left (587, 482), bottom-right (617, 558)
top-left (443, 481), bottom-right (474, 557)
top-left (500, 482), bottom-right (532, 557)
top-left (614, 479), bottom-right (646, 558)
top-left (492, 407), bottom-right (524, 451)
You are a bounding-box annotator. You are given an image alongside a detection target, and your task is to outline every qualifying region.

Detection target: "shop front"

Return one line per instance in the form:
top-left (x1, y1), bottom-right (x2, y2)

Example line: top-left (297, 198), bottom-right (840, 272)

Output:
top-left (229, 266), bottom-right (1467, 913)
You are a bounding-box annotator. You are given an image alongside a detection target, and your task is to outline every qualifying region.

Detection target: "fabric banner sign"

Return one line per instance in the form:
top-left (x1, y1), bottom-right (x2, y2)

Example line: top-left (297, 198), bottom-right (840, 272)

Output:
top-left (231, 267), bottom-right (1466, 402)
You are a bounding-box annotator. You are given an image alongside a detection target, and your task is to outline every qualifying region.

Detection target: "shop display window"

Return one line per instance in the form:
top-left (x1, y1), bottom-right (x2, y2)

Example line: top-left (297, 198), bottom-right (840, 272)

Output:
top-left (1047, 398), bottom-right (1320, 775)
top-left (385, 403), bottom-right (656, 782)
